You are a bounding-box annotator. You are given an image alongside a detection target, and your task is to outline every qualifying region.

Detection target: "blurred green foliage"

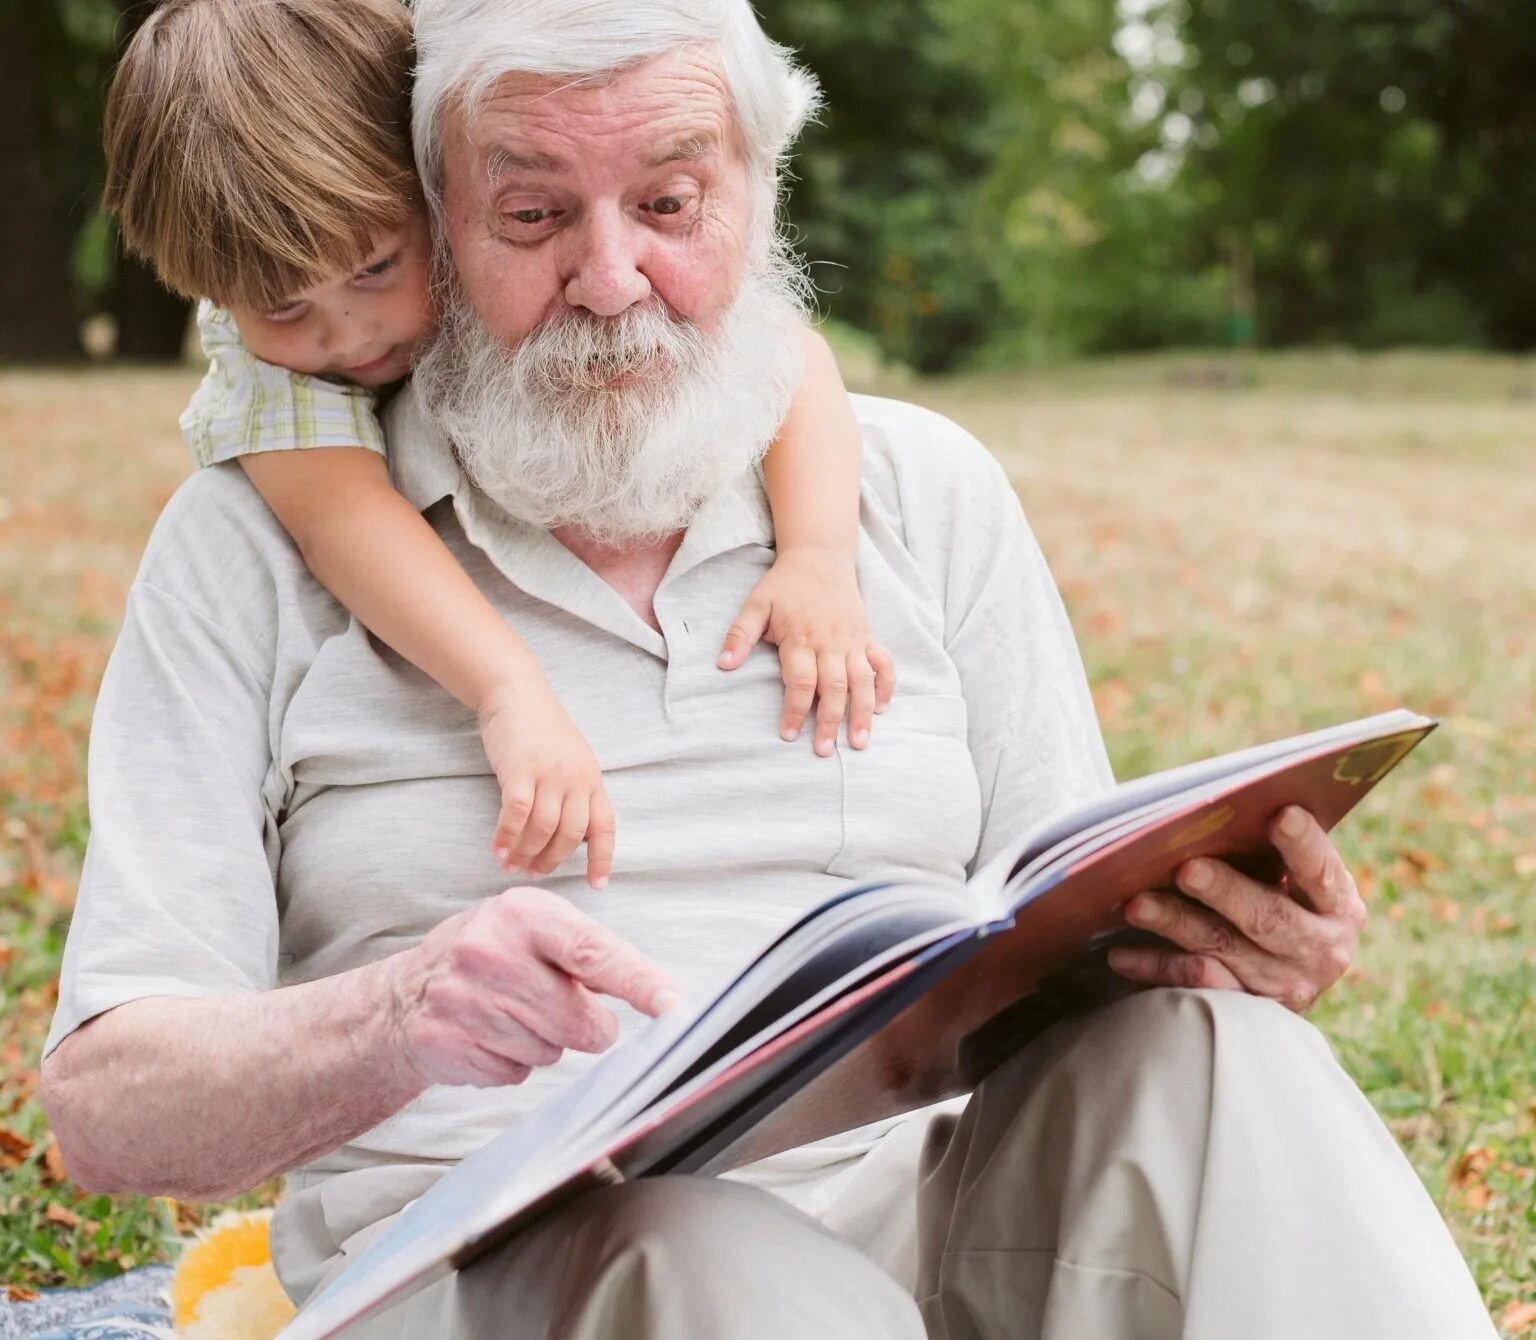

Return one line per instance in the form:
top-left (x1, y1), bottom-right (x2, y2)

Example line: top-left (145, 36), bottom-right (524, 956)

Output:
top-left (10, 0), bottom-right (1536, 368)
top-left (761, 0), bottom-right (1536, 370)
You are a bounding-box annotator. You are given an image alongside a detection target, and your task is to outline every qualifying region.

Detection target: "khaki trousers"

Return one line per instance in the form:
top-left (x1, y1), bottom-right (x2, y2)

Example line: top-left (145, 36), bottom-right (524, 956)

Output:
top-left (297, 989), bottom-right (1495, 1339)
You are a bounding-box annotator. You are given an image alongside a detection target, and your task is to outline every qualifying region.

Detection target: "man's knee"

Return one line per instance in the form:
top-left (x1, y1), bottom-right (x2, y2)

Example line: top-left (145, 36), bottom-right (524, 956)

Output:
top-left (980, 986), bottom-right (1333, 1125)
top-left (459, 1177), bottom-right (921, 1339)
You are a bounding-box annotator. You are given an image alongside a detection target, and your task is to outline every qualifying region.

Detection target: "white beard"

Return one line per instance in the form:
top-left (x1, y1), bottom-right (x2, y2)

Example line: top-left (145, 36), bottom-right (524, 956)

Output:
top-left (413, 256), bottom-right (809, 546)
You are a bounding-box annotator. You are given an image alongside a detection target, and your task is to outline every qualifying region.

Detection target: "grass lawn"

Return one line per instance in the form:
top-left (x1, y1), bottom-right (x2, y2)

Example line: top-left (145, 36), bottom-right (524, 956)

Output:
top-left (2, 351), bottom-right (1533, 1328)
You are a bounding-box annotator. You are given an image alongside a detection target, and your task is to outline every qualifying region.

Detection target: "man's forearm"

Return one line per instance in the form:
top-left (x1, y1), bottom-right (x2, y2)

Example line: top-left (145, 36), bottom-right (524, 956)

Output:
top-left (40, 954), bottom-right (426, 1201)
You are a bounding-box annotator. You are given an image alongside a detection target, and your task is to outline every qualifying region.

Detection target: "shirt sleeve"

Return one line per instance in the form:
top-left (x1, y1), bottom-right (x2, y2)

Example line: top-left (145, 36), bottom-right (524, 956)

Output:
top-left (179, 300), bottom-right (388, 469)
top-left (42, 578), bottom-right (282, 1059)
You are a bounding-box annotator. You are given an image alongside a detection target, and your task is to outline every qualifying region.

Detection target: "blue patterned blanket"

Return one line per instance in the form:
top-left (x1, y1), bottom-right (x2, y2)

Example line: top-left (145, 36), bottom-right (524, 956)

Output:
top-left (0, 1269), bottom-right (174, 1339)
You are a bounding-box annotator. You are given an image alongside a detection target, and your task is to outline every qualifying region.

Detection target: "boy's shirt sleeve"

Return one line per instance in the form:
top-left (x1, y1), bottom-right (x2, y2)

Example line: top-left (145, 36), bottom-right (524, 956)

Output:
top-left (180, 300), bottom-right (388, 467)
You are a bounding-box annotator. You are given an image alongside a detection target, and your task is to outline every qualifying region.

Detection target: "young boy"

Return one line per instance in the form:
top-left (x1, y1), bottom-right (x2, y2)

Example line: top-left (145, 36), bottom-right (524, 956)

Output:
top-left (102, 0), bottom-right (893, 890)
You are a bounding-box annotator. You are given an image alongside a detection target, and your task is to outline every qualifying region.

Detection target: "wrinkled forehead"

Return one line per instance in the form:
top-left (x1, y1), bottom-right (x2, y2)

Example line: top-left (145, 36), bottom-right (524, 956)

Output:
top-left (442, 48), bottom-right (744, 196)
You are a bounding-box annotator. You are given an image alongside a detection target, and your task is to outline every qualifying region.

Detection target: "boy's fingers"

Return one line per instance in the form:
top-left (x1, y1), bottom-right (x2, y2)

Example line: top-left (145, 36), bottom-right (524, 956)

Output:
top-left (813, 650), bottom-right (849, 757)
top-left (719, 596), bottom-right (772, 669)
top-left (778, 644), bottom-right (817, 741)
top-left (868, 642), bottom-right (896, 713)
top-left (506, 786), bottom-right (563, 875)
top-left (847, 650), bottom-right (876, 749)
top-left (585, 791), bottom-right (617, 890)
top-left (528, 792), bottom-right (588, 878)
top-left (493, 779), bottom-right (537, 868)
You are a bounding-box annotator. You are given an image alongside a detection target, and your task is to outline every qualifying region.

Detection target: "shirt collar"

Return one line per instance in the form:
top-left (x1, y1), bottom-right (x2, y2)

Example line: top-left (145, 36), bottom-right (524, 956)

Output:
top-left (384, 385), bottom-right (774, 658)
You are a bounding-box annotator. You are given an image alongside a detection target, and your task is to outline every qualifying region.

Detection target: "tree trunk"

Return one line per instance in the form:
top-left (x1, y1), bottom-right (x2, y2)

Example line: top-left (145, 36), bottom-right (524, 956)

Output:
top-left (108, 0), bottom-right (192, 362)
top-left (0, 10), bottom-right (82, 362)
top-left (114, 252), bottom-right (192, 362)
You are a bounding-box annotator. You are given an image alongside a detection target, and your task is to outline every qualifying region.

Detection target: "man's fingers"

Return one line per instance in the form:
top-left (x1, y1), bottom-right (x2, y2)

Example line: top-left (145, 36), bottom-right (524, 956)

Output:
top-left (1106, 945), bottom-right (1244, 992)
top-left (718, 596), bottom-right (772, 670)
top-left (868, 642), bottom-right (896, 713)
top-left (778, 644), bottom-right (818, 742)
top-left (846, 650), bottom-right (876, 750)
top-left (1125, 892), bottom-right (1256, 964)
top-left (492, 779), bottom-right (536, 869)
top-left (1270, 807), bottom-right (1362, 919)
top-left (585, 791), bottom-right (617, 891)
top-left (1174, 857), bottom-right (1313, 958)
top-left (1122, 893), bottom-right (1300, 999)
top-left (812, 650), bottom-right (849, 757)
top-left (532, 915), bottom-right (679, 1018)
top-left (483, 967), bottom-right (618, 1057)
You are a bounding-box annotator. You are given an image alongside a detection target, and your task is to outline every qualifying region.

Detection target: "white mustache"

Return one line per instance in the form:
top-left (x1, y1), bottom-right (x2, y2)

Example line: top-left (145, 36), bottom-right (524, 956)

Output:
top-left (414, 256), bottom-right (810, 546)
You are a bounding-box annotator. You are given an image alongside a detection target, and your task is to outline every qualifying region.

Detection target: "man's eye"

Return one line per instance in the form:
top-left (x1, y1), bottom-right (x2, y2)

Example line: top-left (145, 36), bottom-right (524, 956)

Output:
top-left (508, 208), bottom-right (554, 225)
top-left (648, 196), bottom-right (688, 217)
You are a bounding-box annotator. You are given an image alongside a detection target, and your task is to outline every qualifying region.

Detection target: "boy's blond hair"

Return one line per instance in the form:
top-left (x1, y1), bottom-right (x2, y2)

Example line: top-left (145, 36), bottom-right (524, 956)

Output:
top-left (104, 0), bottom-right (417, 312)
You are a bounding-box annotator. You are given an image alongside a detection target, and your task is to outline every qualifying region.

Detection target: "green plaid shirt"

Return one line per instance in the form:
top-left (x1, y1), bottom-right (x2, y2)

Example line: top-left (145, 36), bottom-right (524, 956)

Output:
top-left (180, 302), bottom-right (387, 468)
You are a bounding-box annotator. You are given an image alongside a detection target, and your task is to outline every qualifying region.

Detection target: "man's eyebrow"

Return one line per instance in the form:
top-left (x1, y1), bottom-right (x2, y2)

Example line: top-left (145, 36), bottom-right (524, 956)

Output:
top-left (486, 147), bottom-right (562, 178)
top-left (643, 134), bottom-right (718, 167)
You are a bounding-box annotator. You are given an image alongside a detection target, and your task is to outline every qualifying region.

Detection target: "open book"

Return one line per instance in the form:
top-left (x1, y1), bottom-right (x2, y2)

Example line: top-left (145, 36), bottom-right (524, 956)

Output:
top-left (280, 708), bottom-right (1434, 1339)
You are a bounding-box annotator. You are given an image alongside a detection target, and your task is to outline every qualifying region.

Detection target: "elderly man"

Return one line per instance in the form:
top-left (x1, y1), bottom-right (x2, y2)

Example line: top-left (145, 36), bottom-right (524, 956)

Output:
top-left (41, 1), bottom-right (1491, 1336)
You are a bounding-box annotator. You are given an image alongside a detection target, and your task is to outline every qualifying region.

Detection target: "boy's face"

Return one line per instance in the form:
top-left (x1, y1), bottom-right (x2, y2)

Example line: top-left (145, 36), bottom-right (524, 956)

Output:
top-left (226, 213), bottom-right (435, 388)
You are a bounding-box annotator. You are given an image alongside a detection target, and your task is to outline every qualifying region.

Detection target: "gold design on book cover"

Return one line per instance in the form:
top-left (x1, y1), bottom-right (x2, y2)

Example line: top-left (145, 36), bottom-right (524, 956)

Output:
top-left (1164, 805), bottom-right (1235, 854)
top-left (1333, 732), bottom-right (1420, 787)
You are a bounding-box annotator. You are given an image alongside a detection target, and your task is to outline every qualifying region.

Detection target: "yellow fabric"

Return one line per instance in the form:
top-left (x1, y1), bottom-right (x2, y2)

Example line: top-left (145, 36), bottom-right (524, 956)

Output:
top-left (171, 1209), bottom-right (294, 1340)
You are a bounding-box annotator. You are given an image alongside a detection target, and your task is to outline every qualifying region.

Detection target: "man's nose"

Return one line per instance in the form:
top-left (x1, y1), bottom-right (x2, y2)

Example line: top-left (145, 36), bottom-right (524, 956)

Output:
top-left (564, 205), bottom-right (652, 317)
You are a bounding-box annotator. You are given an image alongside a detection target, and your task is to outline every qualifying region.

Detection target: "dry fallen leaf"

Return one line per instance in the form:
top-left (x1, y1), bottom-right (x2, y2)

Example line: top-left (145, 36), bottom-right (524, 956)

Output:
top-left (1499, 1300), bottom-right (1536, 1335)
top-left (42, 1136), bottom-right (68, 1186)
top-left (0, 1126), bottom-right (33, 1169)
top-left (1456, 1147), bottom-right (1495, 1186)
top-left (43, 1202), bottom-right (80, 1230)
top-left (3, 1285), bottom-right (39, 1303)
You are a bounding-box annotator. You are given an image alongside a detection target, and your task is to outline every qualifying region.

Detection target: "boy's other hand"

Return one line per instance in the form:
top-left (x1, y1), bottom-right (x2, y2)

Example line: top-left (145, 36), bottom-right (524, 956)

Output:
top-left (717, 547), bottom-right (896, 758)
top-left (479, 680), bottom-right (616, 890)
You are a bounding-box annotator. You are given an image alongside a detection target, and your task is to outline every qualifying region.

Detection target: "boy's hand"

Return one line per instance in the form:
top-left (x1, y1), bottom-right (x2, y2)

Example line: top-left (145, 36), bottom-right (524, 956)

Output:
top-left (479, 680), bottom-right (616, 890)
top-left (717, 547), bottom-right (896, 757)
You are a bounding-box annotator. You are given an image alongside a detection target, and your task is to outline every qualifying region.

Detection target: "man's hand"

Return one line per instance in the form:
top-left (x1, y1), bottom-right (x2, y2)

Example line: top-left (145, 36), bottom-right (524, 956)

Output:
top-left (717, 546), bottom-right (896, 758)
top-left (385, 887), bottom-right (680, 1089)
top-left (1108, 807), bottom-right (1366, 1013)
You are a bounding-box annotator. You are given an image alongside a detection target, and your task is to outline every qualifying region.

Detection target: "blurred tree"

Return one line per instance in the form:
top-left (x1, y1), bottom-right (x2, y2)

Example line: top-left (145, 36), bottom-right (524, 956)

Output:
top-left (110, 0), bottom-right (193, 360)
top-left (947, 0), bottom-right (1226, 361)
top-left (756, 0), bottom-right (1005, 372)
top-left (0, 4), bottom-right (86, 360)
top-left (1167, 0), bottom-right (1536, 348)
top-left (0, 0), bottom-right (188, 364)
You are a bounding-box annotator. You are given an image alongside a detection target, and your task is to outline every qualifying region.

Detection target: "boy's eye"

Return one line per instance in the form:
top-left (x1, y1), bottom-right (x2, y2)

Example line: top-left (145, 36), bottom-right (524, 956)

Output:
top-left (265, 301), bottom-right (309, 324)
top-left (357, 251), bottom-right (401, 280)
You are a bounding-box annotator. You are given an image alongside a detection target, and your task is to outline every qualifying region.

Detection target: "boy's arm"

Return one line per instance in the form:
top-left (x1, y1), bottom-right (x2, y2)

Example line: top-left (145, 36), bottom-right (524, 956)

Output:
top-left (239, 449), bottom-right (616, 886)
top-left (720, 328), bottom-right (896, 756)
top-left (761, 329), bottom-right (864, 556)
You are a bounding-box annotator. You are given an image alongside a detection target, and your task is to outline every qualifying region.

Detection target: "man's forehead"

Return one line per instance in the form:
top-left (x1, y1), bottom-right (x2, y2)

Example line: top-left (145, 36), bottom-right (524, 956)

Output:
top-left (455, 50), bottom-right (739, 172)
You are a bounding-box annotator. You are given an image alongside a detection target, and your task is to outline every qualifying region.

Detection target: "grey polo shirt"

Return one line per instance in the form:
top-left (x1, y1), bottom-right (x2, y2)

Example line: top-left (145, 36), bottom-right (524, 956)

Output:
top-left (44, 388), bottom-right (1112, 1212)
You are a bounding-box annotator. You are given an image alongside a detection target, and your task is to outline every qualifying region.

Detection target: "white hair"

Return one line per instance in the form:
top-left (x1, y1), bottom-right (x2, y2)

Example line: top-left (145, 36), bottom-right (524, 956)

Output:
top-left (410, 0), bottom-right (822, 219)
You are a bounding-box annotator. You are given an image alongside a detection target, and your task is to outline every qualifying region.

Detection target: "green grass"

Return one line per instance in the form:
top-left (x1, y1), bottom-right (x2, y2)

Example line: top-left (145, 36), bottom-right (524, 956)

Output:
top-left (2, 352), bottom-right (1533, 1327)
